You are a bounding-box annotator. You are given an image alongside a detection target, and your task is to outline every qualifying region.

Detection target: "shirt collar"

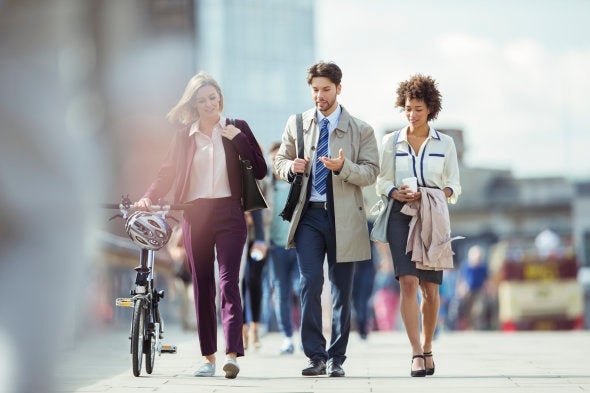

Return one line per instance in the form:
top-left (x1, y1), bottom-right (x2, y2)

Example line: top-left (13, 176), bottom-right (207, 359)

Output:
top-left (316, 104), bottom-right (341, 129)
top-left (189, 115), bottom-right (226, 136)
top-left (396, 126), bottom-right (440, 144)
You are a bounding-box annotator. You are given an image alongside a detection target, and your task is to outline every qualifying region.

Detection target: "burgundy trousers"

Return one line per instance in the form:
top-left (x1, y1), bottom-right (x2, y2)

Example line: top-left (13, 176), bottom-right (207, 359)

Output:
top-left (182, 197), bottom-right (246, 357)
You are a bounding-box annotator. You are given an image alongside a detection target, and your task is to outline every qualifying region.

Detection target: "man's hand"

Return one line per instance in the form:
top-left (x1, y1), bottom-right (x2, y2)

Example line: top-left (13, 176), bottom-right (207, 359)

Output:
top-left (291, 156), bottom-right (310, 174)
top-left (319, 148), bottom-right (345, 172)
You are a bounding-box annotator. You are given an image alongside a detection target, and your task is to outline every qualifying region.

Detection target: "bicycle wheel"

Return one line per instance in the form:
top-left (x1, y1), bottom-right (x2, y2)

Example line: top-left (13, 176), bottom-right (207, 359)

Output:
top-left (144, 309), bottom-right (156, 374)
top-left (131, 298), bottom-right (146, 377)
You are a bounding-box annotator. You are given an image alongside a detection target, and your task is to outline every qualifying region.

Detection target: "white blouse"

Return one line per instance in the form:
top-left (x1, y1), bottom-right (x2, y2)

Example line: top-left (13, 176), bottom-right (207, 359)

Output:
top-left (375, 127), bottom-right (461, 204)
top-left (184, 116), bottom-right (232, 201)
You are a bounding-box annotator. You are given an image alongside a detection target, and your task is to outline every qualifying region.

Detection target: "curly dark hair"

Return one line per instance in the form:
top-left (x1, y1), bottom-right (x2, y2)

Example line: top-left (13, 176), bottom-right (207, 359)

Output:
top-left (395, 74), bottom-right (442, 121)
top-left (307, 62), bottom-right (342, 86)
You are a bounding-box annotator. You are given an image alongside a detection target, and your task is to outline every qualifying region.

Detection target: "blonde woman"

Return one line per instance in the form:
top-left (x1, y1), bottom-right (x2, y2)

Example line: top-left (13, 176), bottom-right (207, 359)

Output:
top-left (136, 72), bottom-right (267, 378)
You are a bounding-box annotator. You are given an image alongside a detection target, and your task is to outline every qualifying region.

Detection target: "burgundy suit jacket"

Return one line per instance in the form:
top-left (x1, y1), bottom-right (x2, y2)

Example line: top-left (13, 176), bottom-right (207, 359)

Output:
top-left (143, 118), bottom-right (267, 205)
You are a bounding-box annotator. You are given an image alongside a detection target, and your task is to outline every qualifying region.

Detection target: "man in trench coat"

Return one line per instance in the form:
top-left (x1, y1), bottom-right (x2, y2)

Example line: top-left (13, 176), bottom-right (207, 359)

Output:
top-left (274, 62), bottom-right (379, 377)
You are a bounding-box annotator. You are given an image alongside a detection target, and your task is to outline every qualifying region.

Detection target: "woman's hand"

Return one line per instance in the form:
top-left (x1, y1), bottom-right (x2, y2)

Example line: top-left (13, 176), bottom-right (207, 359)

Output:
top-left (391, 185), bottom-right (420, 202)
top-left (222, 124), bottom-right (241, 140)
top-left (135, 197), bottom-right (152, 210)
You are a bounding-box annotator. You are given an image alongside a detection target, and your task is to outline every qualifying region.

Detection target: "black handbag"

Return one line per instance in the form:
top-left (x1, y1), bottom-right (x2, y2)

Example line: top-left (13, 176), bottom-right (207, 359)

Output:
top-left (241, 158), bottom-right (268, 211)
top-left (229, 119), bottom-right (268, 212)
top-left (279, 113), bottom-right (304, 222)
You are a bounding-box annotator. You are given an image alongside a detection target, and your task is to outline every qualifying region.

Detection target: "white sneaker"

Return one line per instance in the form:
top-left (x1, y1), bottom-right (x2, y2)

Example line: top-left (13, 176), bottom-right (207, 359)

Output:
top-left (280, 338), bottom-right (294, 354)
top-left (193, 362), bottom-right (215, 377)
top-left (223, 358), bottom-right (240, 379)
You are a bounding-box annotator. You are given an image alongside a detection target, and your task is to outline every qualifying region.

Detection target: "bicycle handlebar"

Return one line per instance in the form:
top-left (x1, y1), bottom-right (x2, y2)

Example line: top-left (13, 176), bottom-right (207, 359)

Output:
top-left (100, 203), bottom-right (192, 211)
top-left (101, 203), bottom-right (122, 210)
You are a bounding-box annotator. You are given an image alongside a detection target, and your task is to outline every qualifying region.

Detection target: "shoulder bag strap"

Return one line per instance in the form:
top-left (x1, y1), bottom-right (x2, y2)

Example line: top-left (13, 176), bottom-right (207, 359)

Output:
top-left (392, 130), bottom-right (399, 181)
top-left (296, 113), bottom-right (304, 159)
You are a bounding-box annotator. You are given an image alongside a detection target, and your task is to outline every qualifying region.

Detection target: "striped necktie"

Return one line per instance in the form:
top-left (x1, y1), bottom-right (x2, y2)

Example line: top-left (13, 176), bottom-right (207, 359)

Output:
top-left (313, 118), bottom-right (329, 195)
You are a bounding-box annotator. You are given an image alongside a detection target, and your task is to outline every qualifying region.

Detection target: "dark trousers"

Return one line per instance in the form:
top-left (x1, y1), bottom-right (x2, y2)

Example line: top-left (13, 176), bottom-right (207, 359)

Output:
top-left (294, 208), bottom-right (354, 364)
top-left (183, 198), bottom-right (246, 357)
top-left (242, 242), bottom-right (267, 323)
top-left (270, 244), bottom-right (299, 338)
top-left (352, 259), bottom-right (375, 337)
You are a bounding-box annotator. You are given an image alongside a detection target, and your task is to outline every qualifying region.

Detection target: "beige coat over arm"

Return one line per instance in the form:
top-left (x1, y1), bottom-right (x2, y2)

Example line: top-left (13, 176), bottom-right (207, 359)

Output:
top-left (274, 106), bottom-right (379, 263)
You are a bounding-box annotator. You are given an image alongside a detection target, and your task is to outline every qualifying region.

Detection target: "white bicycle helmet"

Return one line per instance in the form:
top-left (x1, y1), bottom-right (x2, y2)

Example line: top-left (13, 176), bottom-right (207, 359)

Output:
top-left (125, 211), bottom-right (171, 250)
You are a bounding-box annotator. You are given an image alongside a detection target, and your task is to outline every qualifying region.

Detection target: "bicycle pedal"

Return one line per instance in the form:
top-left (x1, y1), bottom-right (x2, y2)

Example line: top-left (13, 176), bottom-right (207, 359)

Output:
top-left (160, 345), bottom-right (177, 353)
top-left (115, 298), bottom-right (133, 307)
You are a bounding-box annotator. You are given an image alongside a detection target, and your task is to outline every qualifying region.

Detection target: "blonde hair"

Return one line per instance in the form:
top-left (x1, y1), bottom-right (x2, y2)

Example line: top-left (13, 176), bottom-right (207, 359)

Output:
top-left (166, 71), bottom-right (224, 126)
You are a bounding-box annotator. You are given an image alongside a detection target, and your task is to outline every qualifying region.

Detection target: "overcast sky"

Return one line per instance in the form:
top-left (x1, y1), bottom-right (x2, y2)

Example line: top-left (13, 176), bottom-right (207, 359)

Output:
top-left (315, 0), bottom-right (590, 180)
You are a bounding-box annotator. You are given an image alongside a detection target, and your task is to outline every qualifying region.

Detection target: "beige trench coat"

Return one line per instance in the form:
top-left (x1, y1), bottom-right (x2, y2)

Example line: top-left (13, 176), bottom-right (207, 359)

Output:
top-left (274, 106), bottom-right (379, 262)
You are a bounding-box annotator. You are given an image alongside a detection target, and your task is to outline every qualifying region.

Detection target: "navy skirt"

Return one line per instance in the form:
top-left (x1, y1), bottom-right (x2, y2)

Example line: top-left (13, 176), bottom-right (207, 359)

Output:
top-left (386, 200), bottom-right (443, 285)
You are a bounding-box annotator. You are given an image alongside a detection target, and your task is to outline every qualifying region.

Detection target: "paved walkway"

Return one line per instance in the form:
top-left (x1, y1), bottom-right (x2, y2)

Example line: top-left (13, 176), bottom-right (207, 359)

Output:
top-left (54, 326), bottom-right (590, 393)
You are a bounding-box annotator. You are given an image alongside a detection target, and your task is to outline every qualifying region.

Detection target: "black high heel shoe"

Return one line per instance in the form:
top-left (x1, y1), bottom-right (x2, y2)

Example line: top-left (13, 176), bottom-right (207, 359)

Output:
top-left (424, 351), bottom-right (435, 375)
top-left (411, 354), bottom-right (427, 377)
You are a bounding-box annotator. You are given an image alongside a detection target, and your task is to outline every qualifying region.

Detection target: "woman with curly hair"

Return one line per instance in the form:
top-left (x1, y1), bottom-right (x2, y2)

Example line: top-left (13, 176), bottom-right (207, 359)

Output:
top-left (375, 74), bottom-right (461, 377)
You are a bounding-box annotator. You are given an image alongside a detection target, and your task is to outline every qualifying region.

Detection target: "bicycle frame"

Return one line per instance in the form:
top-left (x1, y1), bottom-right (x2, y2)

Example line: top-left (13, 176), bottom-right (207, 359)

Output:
top-left (133, 248), bottom-right (162, 355)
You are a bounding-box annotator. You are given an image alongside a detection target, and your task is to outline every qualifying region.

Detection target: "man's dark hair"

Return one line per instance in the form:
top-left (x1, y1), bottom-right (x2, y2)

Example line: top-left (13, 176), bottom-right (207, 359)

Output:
top-left (307, 62), bottom-right (342, 86)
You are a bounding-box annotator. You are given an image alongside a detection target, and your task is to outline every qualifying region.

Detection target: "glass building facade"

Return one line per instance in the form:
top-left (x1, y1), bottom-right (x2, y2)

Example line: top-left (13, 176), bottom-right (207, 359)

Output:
top-left (194, 0), bottom-right (315, 149)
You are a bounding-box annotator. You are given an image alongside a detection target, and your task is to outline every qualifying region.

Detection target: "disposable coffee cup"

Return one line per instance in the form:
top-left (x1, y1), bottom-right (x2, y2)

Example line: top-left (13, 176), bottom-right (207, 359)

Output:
top-left (402, 177), bottom-right (418, 193)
